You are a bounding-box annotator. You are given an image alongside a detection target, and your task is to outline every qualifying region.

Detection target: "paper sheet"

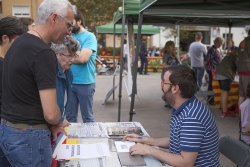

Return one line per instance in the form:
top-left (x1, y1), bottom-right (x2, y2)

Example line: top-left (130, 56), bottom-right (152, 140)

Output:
top-left (56, 143), bottom-right (111, 160)
top-left (115, 141), bottom-right (135, 153)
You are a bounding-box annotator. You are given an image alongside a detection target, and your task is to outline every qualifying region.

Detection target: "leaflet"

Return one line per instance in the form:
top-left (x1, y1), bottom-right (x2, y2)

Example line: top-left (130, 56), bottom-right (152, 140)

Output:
top-left (56, 143), bottom-right (111, 160)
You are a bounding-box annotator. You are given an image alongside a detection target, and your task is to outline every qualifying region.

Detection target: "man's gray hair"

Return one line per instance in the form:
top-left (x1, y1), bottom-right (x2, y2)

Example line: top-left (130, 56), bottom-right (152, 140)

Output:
top-left (36, 0), bottom-right (76, 24)
top-left (51, 36), bottom-right (80, 54)
top-left (214, 37), bottom-right (224, 45)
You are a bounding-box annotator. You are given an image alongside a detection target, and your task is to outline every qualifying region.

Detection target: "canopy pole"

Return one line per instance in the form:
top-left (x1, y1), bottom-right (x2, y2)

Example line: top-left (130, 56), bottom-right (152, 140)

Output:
top-left (129, 11), bottom-right (143, 122)
top-left (227, 20), bottom-right (232, 53)
top-left (117, 14), bottom-right (126, 122)
top-left (113, 24), bottom-right (116, 100)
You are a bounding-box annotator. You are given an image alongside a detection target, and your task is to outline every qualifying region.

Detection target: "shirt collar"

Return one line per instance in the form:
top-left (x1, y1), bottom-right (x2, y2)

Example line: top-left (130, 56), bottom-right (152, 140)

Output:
top-left (172, 96), bottom-right (196, 115)
top-left (57, 61), bottom-right (65, 79)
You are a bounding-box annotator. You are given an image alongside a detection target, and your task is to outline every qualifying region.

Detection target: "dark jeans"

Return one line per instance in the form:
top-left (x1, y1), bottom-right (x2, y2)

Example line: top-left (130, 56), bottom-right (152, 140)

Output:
top-left (139, 52), bottom-right (148, 74)
top-left (206, 69), bottom-right (214, 103)
top-left (192, 67), bottom-right (204, 91)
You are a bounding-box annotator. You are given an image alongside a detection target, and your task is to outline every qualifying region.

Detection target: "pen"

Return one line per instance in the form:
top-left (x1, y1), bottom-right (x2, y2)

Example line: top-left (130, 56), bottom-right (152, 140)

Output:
top-left (137, 136), bottom-right (143, 139)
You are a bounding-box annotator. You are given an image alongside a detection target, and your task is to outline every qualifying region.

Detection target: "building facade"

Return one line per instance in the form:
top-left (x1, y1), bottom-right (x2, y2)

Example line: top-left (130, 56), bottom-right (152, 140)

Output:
top-left (1, 0), bottom-right (43, 20)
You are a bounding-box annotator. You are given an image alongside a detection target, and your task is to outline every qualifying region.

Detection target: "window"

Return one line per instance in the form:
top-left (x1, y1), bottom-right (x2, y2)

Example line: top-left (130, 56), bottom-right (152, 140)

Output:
top-left (12, 5), bottom-right (30, 17)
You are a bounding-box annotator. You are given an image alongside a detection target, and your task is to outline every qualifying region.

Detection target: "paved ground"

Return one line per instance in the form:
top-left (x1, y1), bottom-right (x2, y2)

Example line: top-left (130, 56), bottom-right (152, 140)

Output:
top-left (77, 72), bottom-right (238, 167)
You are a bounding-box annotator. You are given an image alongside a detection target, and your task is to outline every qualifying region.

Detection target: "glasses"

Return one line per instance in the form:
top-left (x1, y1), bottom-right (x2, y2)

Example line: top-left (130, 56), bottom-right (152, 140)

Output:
top-left (161, 81), bottom-right (172, 87)
top-left (57, 14), bottom-right (74, 30)
top-left (60, 53), bottom-right (78, 59)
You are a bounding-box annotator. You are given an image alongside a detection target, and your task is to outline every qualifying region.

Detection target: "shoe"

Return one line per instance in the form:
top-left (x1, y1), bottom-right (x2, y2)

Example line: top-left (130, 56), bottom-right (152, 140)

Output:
top-left (144, 73), bottom-right (149, 75)
top-left (221, 110), bottom-right (236, 117)
top-left (164, 104), bottom-right (172, 109)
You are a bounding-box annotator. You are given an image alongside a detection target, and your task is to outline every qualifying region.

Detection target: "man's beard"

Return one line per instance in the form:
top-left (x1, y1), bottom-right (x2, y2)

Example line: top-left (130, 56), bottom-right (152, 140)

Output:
top-left (162, 87), bottom-right (175, 107)
top-left (72, 25), bottom-right (80, 34)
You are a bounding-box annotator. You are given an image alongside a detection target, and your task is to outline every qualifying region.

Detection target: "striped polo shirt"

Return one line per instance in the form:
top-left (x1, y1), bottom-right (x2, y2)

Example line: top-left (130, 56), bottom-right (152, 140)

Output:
top-left (169, 96), bottom-right (220, 167)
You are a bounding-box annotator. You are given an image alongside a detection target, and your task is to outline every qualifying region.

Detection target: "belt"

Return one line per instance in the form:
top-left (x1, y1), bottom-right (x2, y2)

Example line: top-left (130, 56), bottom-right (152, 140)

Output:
top-left (1, 119), bottom-right (48, 130)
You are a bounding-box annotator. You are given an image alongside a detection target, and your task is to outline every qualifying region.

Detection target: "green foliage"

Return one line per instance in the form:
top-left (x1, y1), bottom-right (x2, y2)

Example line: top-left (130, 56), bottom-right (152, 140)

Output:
top-left (69, 0), bottom-right (122, 34)
top-left (149, 59), bottom-right (162, 69)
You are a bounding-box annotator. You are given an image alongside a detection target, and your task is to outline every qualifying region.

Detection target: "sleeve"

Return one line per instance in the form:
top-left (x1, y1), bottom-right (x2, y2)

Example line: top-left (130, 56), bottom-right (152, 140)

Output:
top-left (33, 49), bottom-right (57, 90)
top-left (204, 48), bottom-right (212, 62)
top-left (180, 117), bottom-right (205, 152)
top-left (203, 45), bottom-right (208, 57)
top-left (163, 54), bottom-right (169, 64)
top-left (80, 33), bottom-right (97, 53)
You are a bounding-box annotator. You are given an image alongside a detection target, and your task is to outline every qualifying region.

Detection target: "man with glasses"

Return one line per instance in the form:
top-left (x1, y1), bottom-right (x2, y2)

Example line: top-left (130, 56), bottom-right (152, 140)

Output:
top-left (0, 0), bottom-right (76, 166)
top-left (123, 65), bottom-right (219, 167)
top-left (65, 10), bottom-right (97, 123)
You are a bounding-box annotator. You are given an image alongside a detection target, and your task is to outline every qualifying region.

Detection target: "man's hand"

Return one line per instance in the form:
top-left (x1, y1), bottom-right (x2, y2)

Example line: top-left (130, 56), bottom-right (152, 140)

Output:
top-left (60, 119), bottom-right (70, 127)
top-left (122, 134), bottom-right (150, 145)
top-left (49, 125), bottom-right (66, 142)
top-left (130, 143), bottom-right (152, 155)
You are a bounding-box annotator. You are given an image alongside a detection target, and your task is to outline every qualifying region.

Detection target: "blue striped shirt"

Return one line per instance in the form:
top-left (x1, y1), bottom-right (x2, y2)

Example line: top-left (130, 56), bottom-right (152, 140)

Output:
top-left (169, 96), bottom-right (220, 167)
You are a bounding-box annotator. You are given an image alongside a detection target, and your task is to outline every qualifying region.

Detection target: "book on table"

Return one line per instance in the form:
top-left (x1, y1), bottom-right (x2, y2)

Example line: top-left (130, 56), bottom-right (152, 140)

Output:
top-left (52, 133), bottom-right (67, 158)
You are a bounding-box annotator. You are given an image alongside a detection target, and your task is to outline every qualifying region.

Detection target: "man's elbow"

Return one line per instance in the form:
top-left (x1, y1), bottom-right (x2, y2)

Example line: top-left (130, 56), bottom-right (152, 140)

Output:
top-left (44, 114), bottom-right (60, 125)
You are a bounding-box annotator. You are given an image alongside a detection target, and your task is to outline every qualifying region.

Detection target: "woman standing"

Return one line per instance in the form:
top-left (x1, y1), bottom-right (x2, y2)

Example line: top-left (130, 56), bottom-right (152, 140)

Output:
top-left (161, 41), bottom-right (180, 108)
top-left (216, 53), bottom-right (238, 117)
top-left (204, 37), bottom-right (224, 105)
top-left (139, 36), bottom-right (149, 75)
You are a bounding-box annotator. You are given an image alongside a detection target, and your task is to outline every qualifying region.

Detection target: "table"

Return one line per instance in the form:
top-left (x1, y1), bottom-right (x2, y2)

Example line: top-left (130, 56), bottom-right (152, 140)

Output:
top-left (213, 78), bottom-right (238, 109)
top-left (58, 122), bottom-right (171, 167)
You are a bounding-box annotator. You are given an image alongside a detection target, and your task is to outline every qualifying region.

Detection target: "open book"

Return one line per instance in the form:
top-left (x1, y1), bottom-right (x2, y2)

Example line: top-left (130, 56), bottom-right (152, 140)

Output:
top-left (52, 133), bottom-right (67, 158)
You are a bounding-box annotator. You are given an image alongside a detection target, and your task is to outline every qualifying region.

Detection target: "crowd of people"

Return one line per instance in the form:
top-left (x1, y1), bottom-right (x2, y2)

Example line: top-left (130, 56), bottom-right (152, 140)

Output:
top-left (0, 0), bottom-right (249, 166)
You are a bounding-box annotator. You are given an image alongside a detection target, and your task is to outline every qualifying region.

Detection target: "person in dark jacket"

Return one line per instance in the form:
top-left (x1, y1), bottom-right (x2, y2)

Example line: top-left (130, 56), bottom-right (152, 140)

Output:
top-left (139, 36), bottom-right (149, 75)
top-left (216, 53), bottom-right (238, 117)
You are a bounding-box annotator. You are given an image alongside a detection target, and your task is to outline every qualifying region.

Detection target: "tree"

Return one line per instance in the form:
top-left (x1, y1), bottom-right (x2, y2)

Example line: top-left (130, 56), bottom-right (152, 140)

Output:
top-left (69, 0), bottom-right (122, 34)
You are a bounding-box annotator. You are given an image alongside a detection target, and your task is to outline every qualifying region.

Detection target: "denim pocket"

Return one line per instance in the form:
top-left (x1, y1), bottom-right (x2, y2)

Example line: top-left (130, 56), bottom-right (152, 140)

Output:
top-left (6, 142), bottom-right (31, 167)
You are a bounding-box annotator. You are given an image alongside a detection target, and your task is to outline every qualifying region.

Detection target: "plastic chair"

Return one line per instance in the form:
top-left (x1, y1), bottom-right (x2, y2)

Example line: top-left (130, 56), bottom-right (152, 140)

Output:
top-left (195, 87), bottom-right (215, 112)
top-left (219, 135), bottom-right (250, 167)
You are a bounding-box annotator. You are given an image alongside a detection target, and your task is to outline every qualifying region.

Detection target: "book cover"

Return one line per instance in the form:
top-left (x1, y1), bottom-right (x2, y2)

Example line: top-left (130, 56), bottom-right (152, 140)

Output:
top-left (52, 133), bottom-right (67, 158)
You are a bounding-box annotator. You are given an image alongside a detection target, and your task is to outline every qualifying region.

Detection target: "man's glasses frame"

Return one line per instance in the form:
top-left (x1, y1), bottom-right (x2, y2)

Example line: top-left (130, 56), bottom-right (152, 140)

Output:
top-left (57, 13), bottom-right (74, 30)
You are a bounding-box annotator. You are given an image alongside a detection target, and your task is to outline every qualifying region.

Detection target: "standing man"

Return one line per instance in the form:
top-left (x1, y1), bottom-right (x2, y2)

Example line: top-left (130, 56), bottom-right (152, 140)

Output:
top-left (189, 32), bottom-right (207, 90)
top-left (238, 30), bottom-right (250, 106)
top-left (0, 0), bottom-right (76, 166)
top-left (123, 65), bottom-right (220, 167)
top-left (66, 10), bottom-right (97, 123)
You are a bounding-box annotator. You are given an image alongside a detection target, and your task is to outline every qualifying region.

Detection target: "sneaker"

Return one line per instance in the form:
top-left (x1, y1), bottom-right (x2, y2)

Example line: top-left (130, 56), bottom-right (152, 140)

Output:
top-left (221, 110), bottom-right (236, 117)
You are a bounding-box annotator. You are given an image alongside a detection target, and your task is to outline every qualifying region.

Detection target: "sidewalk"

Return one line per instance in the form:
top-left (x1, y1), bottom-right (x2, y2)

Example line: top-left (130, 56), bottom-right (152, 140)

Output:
top-left (80, 72), bottom-right (238, 166)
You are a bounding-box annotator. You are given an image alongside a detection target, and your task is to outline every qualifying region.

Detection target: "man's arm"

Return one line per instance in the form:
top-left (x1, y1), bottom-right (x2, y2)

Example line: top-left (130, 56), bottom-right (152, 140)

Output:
top-left (131, 144), bottom-right (197, 167)
top-left (39, 88), bottom-right (61, 125)
top-left (73, 48), bottom-right (93, 64)
top-left (122, 134), bottom-right (169, 148)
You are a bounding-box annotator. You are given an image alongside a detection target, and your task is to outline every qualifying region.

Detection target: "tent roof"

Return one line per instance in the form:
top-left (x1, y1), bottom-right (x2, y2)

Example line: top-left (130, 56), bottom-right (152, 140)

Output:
top-left (96, 22), bottom-right (160, 35)
top-left (113, 0), bottom-right (250, 26)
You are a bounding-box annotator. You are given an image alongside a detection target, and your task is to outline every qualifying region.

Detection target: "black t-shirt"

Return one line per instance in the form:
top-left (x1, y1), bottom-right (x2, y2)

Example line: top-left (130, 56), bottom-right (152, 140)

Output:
top-left (0, 57), bottom-right (3, 115)
top-left (1, 33), bottom-right (57, 125)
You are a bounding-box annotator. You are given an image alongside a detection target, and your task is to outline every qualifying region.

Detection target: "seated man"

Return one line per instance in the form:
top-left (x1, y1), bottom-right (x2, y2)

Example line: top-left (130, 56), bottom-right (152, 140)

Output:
top-left (148, 46), bottom-right (160, 57)
top-left (51, 35), bottom-right (80, 125)
top-left (123, 65), bottom-right (220, 167)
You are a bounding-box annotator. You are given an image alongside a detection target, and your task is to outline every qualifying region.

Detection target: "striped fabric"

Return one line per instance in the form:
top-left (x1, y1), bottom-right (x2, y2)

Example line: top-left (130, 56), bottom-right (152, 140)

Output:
top-left (169, 96), bottom-right (220, 167)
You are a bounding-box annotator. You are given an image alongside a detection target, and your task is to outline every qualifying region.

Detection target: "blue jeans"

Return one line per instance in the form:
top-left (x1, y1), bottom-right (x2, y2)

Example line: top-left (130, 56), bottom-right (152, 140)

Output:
top-left (192, 67), bottom-right (205, 91)
top-left (0, 120), bottom-right (52, 167)
top-left (139, 52), bottom-right (148, 74)
top-left (65, 83), bottom-right (95, 123)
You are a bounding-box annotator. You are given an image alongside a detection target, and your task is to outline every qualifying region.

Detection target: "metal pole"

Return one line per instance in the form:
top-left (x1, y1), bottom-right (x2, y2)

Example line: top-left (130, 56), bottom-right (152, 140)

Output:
top-left (129, 12), bottom-right (143, 122)
top-left (227, 20), bottom-right (232, 53)
top-left (113, 24), bottom-right (116, 100)
top-left (117, 14), bottom-right (126, 122)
